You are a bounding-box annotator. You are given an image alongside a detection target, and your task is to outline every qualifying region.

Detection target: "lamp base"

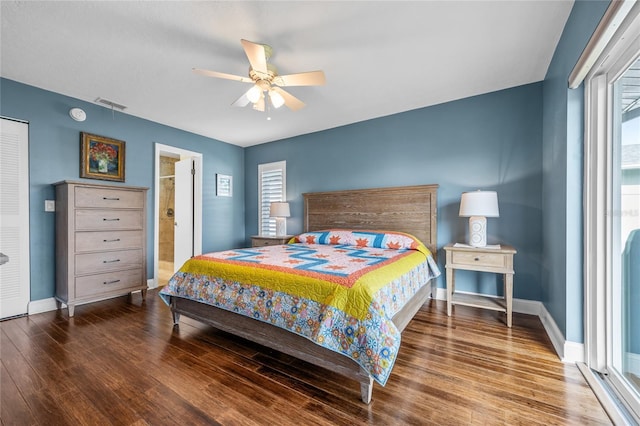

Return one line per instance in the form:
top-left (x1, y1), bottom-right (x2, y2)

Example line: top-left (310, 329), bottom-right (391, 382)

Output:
top-left (275, 217), bottom-right (286, 237)
top-left (468, 216), bottom-right (487, 247)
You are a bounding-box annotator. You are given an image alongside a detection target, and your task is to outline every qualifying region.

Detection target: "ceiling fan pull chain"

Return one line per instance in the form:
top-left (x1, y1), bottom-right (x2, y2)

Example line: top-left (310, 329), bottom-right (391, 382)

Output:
top-left (266, 97), bottom-right (272, 121)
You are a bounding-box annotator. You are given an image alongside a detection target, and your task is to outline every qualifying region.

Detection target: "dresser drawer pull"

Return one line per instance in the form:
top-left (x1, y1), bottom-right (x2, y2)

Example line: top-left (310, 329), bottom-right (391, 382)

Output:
top-left (103, 238), bottom-right (121, 242)
top-left (474, 257), bottom-right (480, 261)
top-left (103, 279), bottom-right (121, 285)
top-left (102, 259), bottom-right (121, 264)
top-left (103, 218), bottom-right (120, 221)
top-left (103, 197), bottom-right (120, 201)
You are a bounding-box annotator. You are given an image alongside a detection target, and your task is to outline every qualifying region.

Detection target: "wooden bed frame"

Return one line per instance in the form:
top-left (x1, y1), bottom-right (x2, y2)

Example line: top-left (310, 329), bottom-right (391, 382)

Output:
top-left (168, 184), bottom-right (438, 403)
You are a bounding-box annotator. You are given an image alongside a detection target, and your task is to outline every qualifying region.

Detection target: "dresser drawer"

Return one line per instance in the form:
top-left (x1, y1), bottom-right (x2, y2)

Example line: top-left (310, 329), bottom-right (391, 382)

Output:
top-left (75, 268), bottom-right (144, 298)
top-left (451, 251), bottom-right (509, 268)
top-left (75, 230), bottom-right (144, 253)
top-left (75, 186), bottom-right (144, 209)
top-left (75, 249), bottom-right (143, 275)
top-left (75, 209), bottom-right (143, 231)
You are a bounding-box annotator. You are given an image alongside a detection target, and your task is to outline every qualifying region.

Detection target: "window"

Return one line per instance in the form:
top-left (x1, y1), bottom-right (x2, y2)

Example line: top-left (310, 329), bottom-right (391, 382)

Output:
top-left (258, 161), bottom-right (286, 236)
top-left (583, 3), bottom-right (640, 422)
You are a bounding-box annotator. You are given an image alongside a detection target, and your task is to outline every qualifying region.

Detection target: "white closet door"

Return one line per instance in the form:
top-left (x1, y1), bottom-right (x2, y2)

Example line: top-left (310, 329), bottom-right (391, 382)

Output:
top-left (0, 118), bottom-right (30, 319)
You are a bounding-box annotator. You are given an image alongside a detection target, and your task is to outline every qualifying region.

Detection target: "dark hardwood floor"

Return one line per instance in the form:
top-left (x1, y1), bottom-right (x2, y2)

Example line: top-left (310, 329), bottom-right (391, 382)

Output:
top-left (1, 290), bottom-right (610, 425)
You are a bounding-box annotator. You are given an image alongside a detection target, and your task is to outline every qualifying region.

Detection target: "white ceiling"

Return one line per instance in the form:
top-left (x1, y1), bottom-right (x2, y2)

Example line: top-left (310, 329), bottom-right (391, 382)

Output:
top-left (0, 1), bottom-right (574, 147)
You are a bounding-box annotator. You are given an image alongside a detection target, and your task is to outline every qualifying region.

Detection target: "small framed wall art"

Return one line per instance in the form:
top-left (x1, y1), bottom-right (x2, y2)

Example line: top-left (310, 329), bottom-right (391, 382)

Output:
top-left (216, 173), bottom-right (232, 197)
top-left (80, 132), bottom-right (125, 182)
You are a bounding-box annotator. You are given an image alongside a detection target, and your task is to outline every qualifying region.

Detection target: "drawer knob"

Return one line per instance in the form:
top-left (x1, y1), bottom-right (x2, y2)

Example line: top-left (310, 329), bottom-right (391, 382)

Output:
top-left (103, 279), bottom-right (121, 285)
top-left (474, 257), bottom-right (480, 261)
top-left (103, 259), bottom-right (121, 264)
top-left (103, 238), bottom-right (121, 242)
top-left (103, 218), bottom-right (120, 221)
top-left (103, 197), bottom-right (120, 201)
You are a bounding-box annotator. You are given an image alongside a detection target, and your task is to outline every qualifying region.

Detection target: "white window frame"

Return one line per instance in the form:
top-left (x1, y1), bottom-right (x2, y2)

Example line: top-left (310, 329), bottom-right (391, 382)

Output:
top-left (582, 2), bottom-right (640, 422)
top-left (258, 161), bottom-right (286, 237)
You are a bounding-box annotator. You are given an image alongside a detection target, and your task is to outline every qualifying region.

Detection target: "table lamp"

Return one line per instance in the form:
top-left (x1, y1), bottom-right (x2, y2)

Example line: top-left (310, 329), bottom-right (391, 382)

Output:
top-left (459, 190), bottom-right (499, 247)
top-left (270, 202), bottom-right (290, 237)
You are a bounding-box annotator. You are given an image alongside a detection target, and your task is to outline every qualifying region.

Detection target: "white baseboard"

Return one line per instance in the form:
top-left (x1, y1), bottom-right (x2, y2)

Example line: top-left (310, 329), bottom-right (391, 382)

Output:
top-left (627, 352), bottom-right (640, 376)
top-left (433, 287), bottom-right (583, 363)
top-left (28, 297), bottom-right (61, 315)
top-left (27, 280), bottom-right (155, 315)
top-left (147, 278), bottom-right (157, 289)
top-left (563, 341), bottom-right (585, 363)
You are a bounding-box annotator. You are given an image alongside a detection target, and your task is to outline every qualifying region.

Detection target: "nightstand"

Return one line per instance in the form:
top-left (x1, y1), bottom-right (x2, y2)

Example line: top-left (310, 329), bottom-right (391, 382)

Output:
top-left (444, 243), bottom-right (517, 327)
top-left (251, 235), bottom-right (293, 247)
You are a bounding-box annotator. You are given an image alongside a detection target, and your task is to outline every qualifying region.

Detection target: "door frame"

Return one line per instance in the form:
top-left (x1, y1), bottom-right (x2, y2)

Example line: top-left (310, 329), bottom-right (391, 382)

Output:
top-left (153, 143), bottom-right (202, 288)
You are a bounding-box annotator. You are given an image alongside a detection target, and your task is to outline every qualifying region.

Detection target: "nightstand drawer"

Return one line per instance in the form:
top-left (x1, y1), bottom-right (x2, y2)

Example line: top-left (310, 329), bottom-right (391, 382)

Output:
top-left (451, 251), bottom-right (508, 268)
top-left (253, 238), bottom-right (277, 247)
top-left (251, 236), bottom-right (292, 247)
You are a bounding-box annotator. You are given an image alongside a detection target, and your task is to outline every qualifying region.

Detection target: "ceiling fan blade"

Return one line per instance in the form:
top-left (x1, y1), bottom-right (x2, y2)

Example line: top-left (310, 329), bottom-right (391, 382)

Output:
top-left (193, 68), bottom-right (253, 83)
top-left (231, 92), bottom-right (251, 108)
top-left (252, 96), bottom-right (265, 112)
top-left (273, 70), bottom-right (326, 87)
top-left (241, 39), bottom-right (268, 74)
top-left (271, 87), bottom-right (305, 111)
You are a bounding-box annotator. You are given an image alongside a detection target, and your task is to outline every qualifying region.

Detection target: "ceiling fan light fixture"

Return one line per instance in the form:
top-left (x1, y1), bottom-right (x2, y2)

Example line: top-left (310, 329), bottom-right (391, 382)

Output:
top-left (195, 39), bottom-right (322, 112)
top-left (246, 85), bottom-right (262, 103)
top-left (269, 90), bottom-right (285, 108)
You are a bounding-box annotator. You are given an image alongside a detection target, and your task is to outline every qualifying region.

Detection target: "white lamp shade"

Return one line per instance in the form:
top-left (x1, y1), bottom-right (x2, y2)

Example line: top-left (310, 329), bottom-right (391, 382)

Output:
top-left (246, 85), bottom-right (262, 103)
top-left (459, 191), bottom-right (499, 217)
top-left (269, 90), bottom-right (285, 108)
top-left (269, 202), bottom-right (290, 218)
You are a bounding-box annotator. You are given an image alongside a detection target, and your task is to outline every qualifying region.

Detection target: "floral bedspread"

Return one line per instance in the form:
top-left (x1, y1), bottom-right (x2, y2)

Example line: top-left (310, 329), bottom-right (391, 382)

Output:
top-left (160, 230), bottom-right (440, 385)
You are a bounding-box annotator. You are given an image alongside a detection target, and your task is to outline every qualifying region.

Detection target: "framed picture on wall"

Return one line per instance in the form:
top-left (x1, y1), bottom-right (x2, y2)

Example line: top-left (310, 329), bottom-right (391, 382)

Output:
top-left (80, 132), bottom-right (125, 182)
top-left (217, 173), bottom-right (232, 197)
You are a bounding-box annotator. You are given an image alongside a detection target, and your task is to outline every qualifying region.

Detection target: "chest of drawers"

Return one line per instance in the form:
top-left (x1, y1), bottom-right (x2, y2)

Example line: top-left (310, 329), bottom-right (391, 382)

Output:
top-left (54, 181), bottom-right (148, 317)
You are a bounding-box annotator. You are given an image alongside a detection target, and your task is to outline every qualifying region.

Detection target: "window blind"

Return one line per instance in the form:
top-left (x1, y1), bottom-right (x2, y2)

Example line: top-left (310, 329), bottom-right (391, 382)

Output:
top-left (258, 161), bottom-right (286, 236)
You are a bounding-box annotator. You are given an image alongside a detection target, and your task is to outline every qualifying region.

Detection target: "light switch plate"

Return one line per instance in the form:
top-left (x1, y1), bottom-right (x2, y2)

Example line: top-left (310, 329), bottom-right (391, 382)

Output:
top-left (44, 200), bottom-right (55, 212)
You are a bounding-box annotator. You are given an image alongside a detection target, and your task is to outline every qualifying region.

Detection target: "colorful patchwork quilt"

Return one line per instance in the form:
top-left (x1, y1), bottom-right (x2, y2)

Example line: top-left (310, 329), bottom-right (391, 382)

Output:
top-left (160, 230), bottom-right (440, 385)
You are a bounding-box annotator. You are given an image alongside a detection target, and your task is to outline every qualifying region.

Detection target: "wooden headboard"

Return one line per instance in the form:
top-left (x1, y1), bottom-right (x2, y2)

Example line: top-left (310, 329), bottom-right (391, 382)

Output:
top-left (303, 185), bottom-right (438, 255)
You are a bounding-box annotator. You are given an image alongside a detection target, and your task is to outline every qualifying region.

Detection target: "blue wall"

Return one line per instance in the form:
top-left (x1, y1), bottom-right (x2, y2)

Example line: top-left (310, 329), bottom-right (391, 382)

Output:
top-left (0, 78), bottom-right (245, 301)
top-left (541, 0), bottom-right (609, 343)
top-left (245, 83), bottom-right (544, 299)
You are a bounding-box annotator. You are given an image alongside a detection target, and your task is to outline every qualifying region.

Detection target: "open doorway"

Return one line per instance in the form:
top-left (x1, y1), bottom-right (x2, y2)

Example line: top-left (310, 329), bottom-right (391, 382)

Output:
top-left (158, 155), bottom-right (178, 284)
top-left (153, 143), bottom-right (202, 288)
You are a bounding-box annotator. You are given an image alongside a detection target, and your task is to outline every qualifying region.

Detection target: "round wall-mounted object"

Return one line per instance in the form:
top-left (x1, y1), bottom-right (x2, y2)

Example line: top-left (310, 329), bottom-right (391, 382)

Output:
top-left (69, 108), bottom-right (86, 122)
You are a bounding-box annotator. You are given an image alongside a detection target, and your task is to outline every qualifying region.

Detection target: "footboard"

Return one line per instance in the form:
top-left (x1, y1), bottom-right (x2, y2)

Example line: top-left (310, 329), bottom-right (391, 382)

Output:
top-left (169, 280), bottom-right (431, 403)
top-left (170, 295), bottom-right (374, 403)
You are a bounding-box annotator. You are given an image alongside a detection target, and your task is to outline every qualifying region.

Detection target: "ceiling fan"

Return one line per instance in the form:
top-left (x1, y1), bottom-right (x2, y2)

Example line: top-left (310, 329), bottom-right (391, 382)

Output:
top-left (194, 39), bottom-right (325, 112)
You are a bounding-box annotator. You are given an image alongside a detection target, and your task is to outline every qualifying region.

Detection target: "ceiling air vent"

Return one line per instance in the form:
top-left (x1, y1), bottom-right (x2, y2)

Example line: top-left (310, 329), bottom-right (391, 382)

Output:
top-left (94, 97), bottom-right (127, 111)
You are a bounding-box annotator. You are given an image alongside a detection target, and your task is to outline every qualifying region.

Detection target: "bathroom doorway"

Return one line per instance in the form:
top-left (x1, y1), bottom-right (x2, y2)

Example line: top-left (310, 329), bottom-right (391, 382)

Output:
top-left (158, 155), bottom-right (178, 284)
top-left (153, 143), bottom-right (202, 288)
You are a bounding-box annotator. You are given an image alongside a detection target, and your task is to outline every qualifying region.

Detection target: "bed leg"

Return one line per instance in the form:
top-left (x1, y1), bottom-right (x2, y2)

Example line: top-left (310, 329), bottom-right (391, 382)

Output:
top-left (172, 310), bottom-right (181, 325)
top-left (170, 298), bottom-right (180, 325)
top-left (360, 376), bottom-right (373, 404)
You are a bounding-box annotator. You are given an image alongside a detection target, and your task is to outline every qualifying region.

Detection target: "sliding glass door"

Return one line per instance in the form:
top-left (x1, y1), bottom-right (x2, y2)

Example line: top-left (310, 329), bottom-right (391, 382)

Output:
top-left (611, 57), bottom-right (640, 415)
top-left (584, 8), bottom-right (640, 419)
